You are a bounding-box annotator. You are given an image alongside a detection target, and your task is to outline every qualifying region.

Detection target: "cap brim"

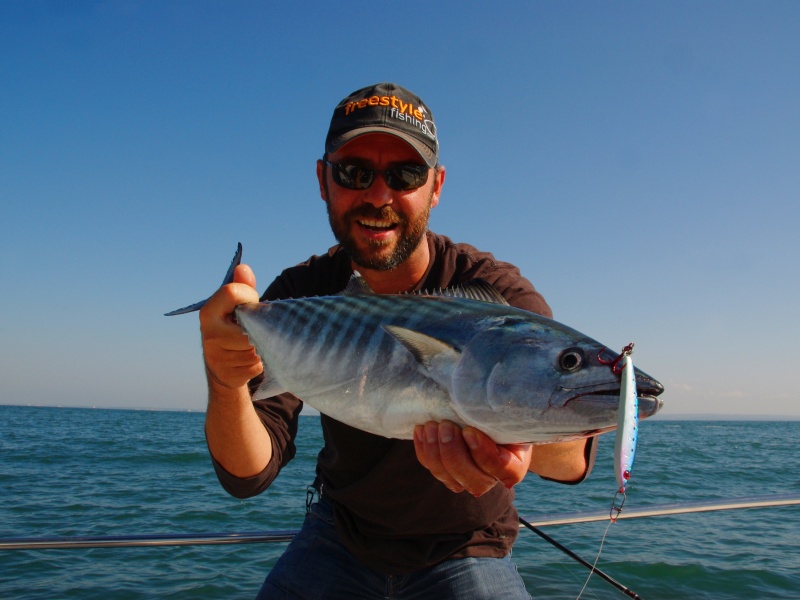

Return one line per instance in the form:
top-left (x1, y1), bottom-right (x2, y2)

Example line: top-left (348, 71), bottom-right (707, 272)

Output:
top-left (326, 127), bottom-right (438, 168)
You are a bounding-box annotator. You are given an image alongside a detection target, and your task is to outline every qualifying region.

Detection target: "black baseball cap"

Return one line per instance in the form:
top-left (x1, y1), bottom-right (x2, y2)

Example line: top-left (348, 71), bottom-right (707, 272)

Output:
top-left (325, 82), bottom-right (439, 168)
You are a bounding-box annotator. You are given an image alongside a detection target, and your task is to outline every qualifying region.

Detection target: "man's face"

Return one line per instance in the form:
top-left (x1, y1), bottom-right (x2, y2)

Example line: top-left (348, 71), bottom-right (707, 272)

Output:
top-left (319, 133), bottom-right (443, 272)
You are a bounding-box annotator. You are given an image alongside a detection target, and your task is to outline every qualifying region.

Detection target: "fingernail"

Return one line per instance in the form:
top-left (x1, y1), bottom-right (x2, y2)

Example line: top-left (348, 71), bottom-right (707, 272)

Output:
top-left (425, 423), bottom-right (438, 444)
top-left (439, 422), bottom-right (454, 444)
top-left (463, 429), bottom-right (478, 450)
top-left (414, 425), bottom-right (423, 443)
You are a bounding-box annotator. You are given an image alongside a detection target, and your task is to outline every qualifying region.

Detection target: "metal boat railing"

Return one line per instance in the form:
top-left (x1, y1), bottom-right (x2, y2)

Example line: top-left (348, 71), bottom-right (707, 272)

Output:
top-left (2, 494), bottom-right (798, 552)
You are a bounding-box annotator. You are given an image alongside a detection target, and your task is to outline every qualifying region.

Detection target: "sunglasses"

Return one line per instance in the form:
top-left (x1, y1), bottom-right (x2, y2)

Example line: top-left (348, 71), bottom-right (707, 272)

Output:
top-left (323, 160), bottom-right (430, 191)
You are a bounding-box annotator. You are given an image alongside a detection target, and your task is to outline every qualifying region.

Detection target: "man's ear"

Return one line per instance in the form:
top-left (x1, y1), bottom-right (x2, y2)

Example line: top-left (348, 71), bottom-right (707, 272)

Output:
top-left (316, 159), bottom-right (328, 202)
top-left (430, 165), bottom-right (446, 209)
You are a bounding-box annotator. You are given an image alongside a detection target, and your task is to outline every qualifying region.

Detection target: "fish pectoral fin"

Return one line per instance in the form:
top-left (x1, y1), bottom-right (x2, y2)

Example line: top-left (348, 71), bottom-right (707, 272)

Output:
top-left (382, 325), bottom-right (461, 371)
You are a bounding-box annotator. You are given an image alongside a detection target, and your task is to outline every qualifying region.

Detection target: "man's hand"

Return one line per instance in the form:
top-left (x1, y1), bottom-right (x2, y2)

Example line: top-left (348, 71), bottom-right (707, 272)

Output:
top-left (413, 421), bottom-right (533, 497)
top-left (202, 264), bottom-right (273, 479)
top-left (528, 438), bottom-right (592, 483)
top-left (199, 264), bottom-right (263, 392)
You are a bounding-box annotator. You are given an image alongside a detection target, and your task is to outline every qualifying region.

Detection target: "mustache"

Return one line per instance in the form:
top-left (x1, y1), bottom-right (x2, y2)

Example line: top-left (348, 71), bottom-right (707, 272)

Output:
top-left (345, 205), bottom-right (405, 224)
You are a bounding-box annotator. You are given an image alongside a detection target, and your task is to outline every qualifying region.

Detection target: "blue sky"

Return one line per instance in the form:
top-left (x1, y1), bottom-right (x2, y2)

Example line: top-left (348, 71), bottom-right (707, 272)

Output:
top-left (2, 1), bottom-right (798, 417)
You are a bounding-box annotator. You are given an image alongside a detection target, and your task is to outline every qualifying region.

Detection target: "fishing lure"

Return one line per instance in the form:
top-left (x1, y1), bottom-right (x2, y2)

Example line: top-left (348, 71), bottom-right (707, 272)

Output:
top-left (603, 343), bottom-right (638, 519)
top-left (577, 344), bottom-right (641, 600)
top-left (615, 348), bottom-right (639, 495)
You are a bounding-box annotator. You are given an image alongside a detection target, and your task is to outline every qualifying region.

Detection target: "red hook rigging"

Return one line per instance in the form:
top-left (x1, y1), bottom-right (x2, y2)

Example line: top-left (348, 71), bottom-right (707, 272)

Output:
top-left (597, 342), bottom-right (635, 375)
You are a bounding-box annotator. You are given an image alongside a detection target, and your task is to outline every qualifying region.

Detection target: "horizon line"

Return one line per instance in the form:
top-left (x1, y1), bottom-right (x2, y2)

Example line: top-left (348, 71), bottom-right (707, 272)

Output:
top-left (2, 403), bottom-right (799, 421)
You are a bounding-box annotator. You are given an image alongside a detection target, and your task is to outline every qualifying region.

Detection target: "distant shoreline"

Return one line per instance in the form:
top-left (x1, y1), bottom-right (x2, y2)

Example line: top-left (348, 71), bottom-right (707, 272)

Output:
top-left (2, 403), bottom-right (798, 421)
top-left (651, 412), bottom-right (800, 421)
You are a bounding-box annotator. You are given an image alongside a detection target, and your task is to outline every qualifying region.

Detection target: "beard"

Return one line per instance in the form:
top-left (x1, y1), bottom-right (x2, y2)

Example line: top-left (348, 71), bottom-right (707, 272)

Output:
top-left (327, 194), bottom-right (433, 272)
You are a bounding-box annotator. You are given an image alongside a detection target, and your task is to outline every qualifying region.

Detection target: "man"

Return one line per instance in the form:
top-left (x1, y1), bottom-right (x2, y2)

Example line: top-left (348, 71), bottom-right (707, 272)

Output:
top-left (200, 83), bottom-right (597, 599)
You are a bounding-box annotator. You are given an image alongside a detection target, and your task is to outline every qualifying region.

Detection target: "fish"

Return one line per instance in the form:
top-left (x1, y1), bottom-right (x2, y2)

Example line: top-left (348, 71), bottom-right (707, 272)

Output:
top-left (166, 245), bottom-right (664, 444)
top-left (614, 352), bottom-right (638, 491)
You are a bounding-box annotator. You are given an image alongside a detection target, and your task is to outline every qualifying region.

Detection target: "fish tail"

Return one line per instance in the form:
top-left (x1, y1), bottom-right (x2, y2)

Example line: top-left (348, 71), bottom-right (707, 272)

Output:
top-left (164, 243), bottom-right (243, 316)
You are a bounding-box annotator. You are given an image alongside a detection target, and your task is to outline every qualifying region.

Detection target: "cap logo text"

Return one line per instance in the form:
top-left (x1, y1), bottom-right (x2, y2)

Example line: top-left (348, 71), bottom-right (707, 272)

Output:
top-left (343, 95), bottom-right (437, 142)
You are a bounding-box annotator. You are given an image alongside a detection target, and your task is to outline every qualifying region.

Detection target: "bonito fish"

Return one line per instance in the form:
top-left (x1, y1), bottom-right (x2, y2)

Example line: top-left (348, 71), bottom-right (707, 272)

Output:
top-left (167, 244), bottom-right (664, 444)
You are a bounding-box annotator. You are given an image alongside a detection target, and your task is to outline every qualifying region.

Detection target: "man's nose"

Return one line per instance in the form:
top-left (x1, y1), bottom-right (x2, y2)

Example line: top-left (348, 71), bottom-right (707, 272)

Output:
top-left (360, 174), bottom-right (393, 207)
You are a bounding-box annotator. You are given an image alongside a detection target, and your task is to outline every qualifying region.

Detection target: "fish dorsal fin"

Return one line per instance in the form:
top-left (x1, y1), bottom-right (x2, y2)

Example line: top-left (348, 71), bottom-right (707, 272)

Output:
top-left (339, 273), bottom-right (508, 306)
top-left (419, 279), bottom-right (510, 305)
top-left (382, 325), bottom-right (461, 370)
top-left (342, 271), bottom-right (376, 296)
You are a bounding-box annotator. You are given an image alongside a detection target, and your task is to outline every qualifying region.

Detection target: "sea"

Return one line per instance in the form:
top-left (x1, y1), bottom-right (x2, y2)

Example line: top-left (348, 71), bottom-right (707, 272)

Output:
top-left (1, 405), bottom-right (798, 600)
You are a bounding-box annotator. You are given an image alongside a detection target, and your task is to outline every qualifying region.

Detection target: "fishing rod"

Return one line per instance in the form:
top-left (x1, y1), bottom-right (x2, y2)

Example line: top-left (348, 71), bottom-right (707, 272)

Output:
top-left (0, 530), bottom-right (300, 551)
top-left (520, 493), bottom-right (800, 527)
top-left (519, 516), bottom-right (641, 599)
top-left (1, 494), bottom-right (798, 551)
top-left (518, 493), bottom-right (800, 599)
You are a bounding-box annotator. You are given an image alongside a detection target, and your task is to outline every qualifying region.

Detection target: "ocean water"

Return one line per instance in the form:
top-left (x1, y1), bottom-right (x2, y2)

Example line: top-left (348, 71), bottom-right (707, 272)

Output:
top-left (1, 405), bottom-right (798, 599)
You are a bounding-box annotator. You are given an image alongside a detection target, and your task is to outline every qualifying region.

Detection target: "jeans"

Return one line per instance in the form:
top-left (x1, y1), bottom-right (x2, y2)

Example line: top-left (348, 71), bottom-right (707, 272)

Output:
top-left (255, 497), bottom-right (531, 600)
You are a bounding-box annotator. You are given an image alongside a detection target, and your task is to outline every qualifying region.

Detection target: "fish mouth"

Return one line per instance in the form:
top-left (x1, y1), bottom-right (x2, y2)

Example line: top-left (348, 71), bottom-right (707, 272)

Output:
top-left (566, 390), bottom-right (663, 418)
top-left (562, 375), bottom-right (665, 420)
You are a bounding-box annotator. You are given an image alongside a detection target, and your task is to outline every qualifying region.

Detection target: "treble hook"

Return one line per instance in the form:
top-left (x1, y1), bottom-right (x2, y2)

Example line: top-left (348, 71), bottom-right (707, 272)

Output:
top-left (598, 342), bottom-right (635, 375)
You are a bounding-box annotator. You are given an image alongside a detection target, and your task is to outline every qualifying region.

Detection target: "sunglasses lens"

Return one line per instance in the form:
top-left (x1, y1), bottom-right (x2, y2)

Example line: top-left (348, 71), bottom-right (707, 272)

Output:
top-left (331, 164), bottom-right (373, 189)
top-left (384, 165), bottom-right (429, 191)
top-left (328, 162), bottom-right (429, 191)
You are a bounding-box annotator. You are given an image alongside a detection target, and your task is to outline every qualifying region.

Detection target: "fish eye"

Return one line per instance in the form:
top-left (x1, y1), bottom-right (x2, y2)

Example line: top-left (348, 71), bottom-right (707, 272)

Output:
top-left (558, 348), bottom-right (584, 372)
